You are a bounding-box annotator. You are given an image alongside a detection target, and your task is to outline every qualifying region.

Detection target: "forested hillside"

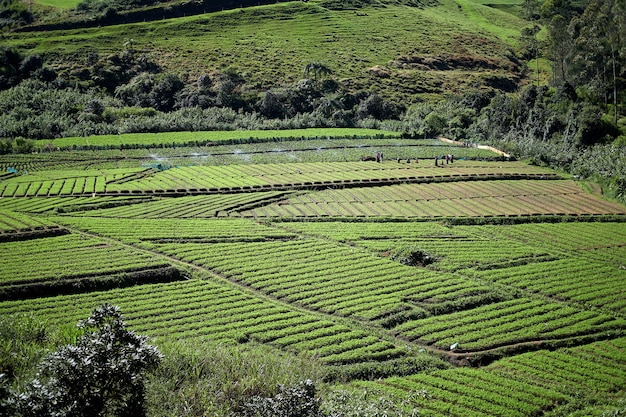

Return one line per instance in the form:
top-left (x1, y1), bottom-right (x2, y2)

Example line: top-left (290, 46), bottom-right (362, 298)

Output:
top-left (0, 0), bottom-right (624, 200)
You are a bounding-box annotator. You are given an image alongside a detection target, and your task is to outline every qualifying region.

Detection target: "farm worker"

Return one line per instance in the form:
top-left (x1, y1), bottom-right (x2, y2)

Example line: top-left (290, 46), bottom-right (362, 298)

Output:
top-left (406, 157), bottom-right (411, 163)
top-left (450, 154), bottom-right (454, 163)
top-left (435, 156), bottom-right (438, 166)
top-left (414, 158), bottom-right (419, 163)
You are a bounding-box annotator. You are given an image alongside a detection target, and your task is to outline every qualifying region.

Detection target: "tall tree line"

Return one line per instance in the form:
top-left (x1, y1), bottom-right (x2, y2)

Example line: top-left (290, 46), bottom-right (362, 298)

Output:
top-left (539, 0), bottom-right (625, 124)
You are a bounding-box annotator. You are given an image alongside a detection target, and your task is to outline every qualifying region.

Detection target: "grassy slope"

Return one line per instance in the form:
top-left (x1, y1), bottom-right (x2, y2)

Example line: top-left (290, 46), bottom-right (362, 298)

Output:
top-left (34, 0), bottom-right (81, 8)
top-left (4, 0), bottom-right (529, 101)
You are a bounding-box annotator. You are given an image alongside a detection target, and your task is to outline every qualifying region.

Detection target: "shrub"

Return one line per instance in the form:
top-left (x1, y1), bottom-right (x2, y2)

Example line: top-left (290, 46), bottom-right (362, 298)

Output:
top-left (239, 379), bottom-right (322, 417)
top-left (5, 304), bottom-right (161, 417)
top-left (389, 245), bottom-right (435, 267)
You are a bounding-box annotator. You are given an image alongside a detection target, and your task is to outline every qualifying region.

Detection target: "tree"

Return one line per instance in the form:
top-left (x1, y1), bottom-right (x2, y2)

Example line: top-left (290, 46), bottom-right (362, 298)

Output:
top-left (6, 304), bottom-right (161, 417)
top-left (541, 0), bottom-right (575, 84)
top-left (569, 0), bottom-right (625, 124)
top-left (303, 62), bottom-right (332, 87)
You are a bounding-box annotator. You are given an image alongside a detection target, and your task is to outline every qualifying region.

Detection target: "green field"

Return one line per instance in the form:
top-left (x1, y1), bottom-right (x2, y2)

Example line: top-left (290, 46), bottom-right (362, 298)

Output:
top-left (1, 130), bottom-right (625, 415)
top-left (34, 0), bottom-right (81, 8)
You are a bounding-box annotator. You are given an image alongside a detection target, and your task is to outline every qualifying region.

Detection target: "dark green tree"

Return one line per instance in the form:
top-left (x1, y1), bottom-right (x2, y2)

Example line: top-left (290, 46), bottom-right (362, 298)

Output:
top-left (569, 0), bottom-right (625, 124)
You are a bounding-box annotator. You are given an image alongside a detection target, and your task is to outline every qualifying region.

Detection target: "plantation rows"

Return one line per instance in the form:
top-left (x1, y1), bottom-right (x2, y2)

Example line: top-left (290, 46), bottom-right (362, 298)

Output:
top-left (0, 195), bottom-right (153, 215)
top-left (0, 278), bottom-right (415, 367)
top-left (238, 180), bottom-right (626, 218)
top-left (482, 223), bottom-right (626, 259)
top-left (147, 238), bottom-right (501, 322)
top-left (61, 228), bottom-right (618, 352)
top-left (53, 217), bottom-right (298, 244)
top-left (104, 161), bottom-right (557, 193)
top-left (0, 138), bottom-right (501, 173)
top-left (463, 258), bottom-right (626, 314)
top-left (394, 297), bottom-right (625, 351)
top-left (140, 143), bottom-right (499, 166)
top-left (0, 233), bottom-right (170, 286)
top-left (351, 337), bottom-right (626, 416)
top-left (277, 220), bottom-right (626, 312)
top-left (0, 209), bottom-right (56, 232)
top-left (66, 192), bottom-right (294, 219)
top-left (281, 220), bottom-right (626, 307)
top-left (0, 174), bottom-right (106, 197)
top-left (0, 161), bottom-right (561, 199)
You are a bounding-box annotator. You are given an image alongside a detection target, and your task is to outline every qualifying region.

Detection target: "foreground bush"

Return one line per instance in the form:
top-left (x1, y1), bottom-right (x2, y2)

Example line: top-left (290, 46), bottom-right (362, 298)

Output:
top-left (3, 304), bottom-right (161, 417)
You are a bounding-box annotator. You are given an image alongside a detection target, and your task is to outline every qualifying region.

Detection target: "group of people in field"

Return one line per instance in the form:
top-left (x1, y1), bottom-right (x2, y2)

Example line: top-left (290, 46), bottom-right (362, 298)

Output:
top-left (396, 157), bottom-right (419, 164)
top-left (364, 152), bottom-right (454, 166)
top-left (435, 154), bottom-right (454, 166)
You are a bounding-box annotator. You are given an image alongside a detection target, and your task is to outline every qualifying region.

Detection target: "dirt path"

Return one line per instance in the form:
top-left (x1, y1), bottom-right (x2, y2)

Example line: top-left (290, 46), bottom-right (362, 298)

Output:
top-left (438, 136), bottom-right (511, 158)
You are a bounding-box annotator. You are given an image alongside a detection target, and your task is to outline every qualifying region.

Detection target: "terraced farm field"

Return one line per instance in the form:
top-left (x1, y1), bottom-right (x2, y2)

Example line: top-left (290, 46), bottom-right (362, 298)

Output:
top-left (1, 132), bottom-right (625, 415)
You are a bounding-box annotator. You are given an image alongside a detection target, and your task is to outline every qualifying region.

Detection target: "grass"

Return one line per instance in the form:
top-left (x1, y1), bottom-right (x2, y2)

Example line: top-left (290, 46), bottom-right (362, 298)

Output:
top-left (3, 0), bottom-right (529, 101)
top-left (45, 128), bottom-right (399, 149)
top-left (34, 0), bottom-right (81, 8)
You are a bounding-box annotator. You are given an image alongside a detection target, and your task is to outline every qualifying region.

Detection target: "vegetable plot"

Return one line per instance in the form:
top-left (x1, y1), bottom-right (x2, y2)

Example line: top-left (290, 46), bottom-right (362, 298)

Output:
top-left (238, 180), bottom-right (626, 218)
top-left (348, 337), bottom-right (626, 417)
top-left (0, 278), bottom-right (420, 367)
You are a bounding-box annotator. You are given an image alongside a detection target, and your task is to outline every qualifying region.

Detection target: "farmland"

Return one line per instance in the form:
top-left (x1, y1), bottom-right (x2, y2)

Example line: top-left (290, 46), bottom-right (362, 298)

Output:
top-left (1, 131), bottom-right (625, 415)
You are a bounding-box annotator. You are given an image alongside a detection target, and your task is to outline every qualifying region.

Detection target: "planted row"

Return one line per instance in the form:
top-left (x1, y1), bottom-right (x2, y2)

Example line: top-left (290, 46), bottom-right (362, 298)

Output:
top-left (394, 298), bottom-right (626, 351)
top-left (53, 216), bottom-right (297, 244)
top-left (0, 277), bottom-right (415, 367)
top-left (239, 181), bottom-right (626, 218)
top-left (349, 338), bottom-right (626, 416)
top-left (0, 233), bottom-right (169, 285)
top-left (149, 237), bottom-right (504, 323)
top-left (68, 192), bottom-right (292, 219)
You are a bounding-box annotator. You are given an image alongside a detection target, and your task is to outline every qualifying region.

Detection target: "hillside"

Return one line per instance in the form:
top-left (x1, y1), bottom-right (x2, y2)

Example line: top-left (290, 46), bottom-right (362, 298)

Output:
top-left (2, 0), bottom-right (531, 102)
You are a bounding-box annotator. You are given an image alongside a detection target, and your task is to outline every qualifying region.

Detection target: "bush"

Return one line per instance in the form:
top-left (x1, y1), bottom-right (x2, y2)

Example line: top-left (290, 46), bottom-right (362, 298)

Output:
top-left (239, 379), bottom-right (322, 417)
top-left (389, 245), bottom-right (435, 267)
top-left (4, 304), bottom-right (161, 417)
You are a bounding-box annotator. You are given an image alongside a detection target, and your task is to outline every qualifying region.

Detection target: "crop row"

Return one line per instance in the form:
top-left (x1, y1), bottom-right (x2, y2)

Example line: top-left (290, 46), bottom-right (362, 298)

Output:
top-left (105, 161), bottom-right (556, 193)
top-left (277, 222), bottom-right (546, 270)
top-left (149, 238), bottom-right (503, 322)
top-left (279, 220), bottom-right (626, 267)
top-left (0, 233), bottom-right (169, 284)
top-left (69, 192), bottom-right (292, 218)
top-left (276, 219), bottom-right (464, 241)
top-left (488, 221), bottom-right (626, 256)
top-left (488, 338), bottom-right (626, 393)
top-left (0, 277), bottom-right (409, 365)
top-left (53, 216), bottom-right (296, 243)
top-left (0, 175), bottom-right (107, 197)
top-left (0, 195), bottom-right (152, 214)
top-left (349, 338), bottom-right (626, 416)
top-left (464, 258), bottom-right (626, 314)
top-left (394, 298), bottom-right (626, 350)
top-left (47, 129), bottom-right (400, 149)
top-left (294, 180), bottom-right (583, 203)
top-left (291, 221), bottom-right (626, 314)
top-left (0, 209), bottom-right (54, 232)
top-left (238, 183), bottom-right (626, 218)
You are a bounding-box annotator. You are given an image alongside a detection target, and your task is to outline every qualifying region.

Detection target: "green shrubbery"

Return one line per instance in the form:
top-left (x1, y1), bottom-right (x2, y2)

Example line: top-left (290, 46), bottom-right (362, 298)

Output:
top-left (2, 304), bottom-right (161, 417)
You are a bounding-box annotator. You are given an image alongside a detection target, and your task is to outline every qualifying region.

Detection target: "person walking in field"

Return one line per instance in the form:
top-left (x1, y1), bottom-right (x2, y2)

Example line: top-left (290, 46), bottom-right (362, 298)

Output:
top-left (435, 156), bottom-right (438, 166)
